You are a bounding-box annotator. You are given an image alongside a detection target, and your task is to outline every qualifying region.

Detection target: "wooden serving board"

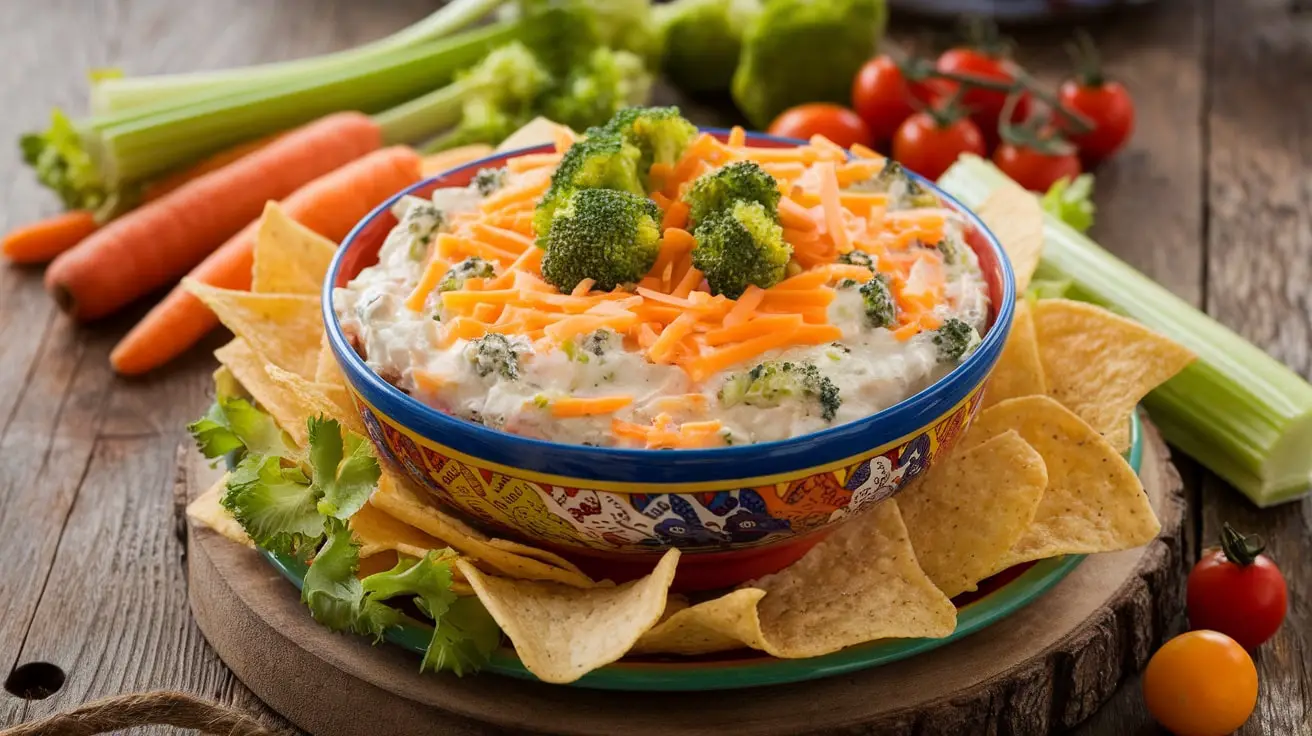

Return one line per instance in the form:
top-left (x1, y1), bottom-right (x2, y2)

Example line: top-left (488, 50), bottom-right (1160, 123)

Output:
top-left (187, 421), bottom-right (1186, 736)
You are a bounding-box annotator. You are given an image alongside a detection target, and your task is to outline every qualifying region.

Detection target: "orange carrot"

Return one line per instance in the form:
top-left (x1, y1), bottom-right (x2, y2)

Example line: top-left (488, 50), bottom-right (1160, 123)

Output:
top-left (2, 210), bottom-right (99, 264)
top-left (662, 201), bottom-right (690, 231)
top-left (110, 141), bottom-right (420, 376)
top-left (722, 285), bottom-right (765, 328)
top-left (54, 112), bottom-right (381, 324)
top-left (705, 314), bottom-right (803, 346)
top-left (550, 395), bottom-right (634, 418)
top-left (142, 133), bottom-right (281, 202)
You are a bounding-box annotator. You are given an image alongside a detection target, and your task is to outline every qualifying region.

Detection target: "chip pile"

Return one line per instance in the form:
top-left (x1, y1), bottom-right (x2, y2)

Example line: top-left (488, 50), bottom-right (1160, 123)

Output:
top-left (187, 137), bottom-right (1194, 685)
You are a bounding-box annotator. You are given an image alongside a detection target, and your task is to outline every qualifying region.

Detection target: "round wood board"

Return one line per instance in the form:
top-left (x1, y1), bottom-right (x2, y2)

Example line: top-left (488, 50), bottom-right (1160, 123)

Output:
top-left (187, 419), bottom-right (1186, 736)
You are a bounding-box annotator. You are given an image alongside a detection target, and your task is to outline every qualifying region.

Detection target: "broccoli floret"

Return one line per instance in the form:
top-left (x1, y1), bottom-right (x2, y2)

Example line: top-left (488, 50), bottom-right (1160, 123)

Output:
top-left (581, 329), bottom-right (613, 356)
top-left (656, 0), bottom-right (758, 95)
top-left (850, 160), bottom-right (940, 209)
top-left (858, 275), bottom-right (897, 329)
top-left (422, 42), bottom-right (554, 152)
top-left (932, 318), bottom-right (982, 363)
top-left (541, 188), bottom-right (661, 292)
top-left (473, 168), bottom-right (507, 196)
top-left (599, 106), bottom-right (699, 179)
top-left (692, 200), bottom-right (791, 298)
top-left (730, 0), bottom-right (887, 128)
top-left (467, 333), bottom-right (524, 381)
top-left (682, 161), bottom-right (780, 227)
top-left (837, 278), bottom-right (859, 290)
top-left (719, 360), bottom-right (841, 421)
top-left (533, 132), bottom-right (645, 240)
top-left (542, 49), bottom-right (654, 134)
top-left (438, 257), bottom-right (496, 293)
top-left (400, 201), bottom-right (446, 260)
top-left (836, 249), bottom-right (873, 268)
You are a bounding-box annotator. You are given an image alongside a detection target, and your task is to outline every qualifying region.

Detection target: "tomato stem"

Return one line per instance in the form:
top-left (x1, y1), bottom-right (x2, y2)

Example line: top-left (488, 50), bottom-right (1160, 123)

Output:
top-left (1220, 522), bottom-right (1265, 567)
top-left (998, 94), bottom-right (1077, 156)
top-left (1066, 30), bottom-right (1106, 88)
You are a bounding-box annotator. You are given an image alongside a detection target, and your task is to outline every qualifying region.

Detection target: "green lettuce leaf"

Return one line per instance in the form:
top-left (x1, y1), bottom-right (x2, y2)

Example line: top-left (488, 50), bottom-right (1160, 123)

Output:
top-left (1040, 174), bottom-right (1096, 233)
top-left (307, 417), bottom-right (382, 520)
top-left (303, 518), bottom-right (401, 641)
top-left (222, 454), bottom-right (323, 558)
top-left (188, 396), bottom-right (291, 461)
top-left (420, 596), bottom-right (501, 676)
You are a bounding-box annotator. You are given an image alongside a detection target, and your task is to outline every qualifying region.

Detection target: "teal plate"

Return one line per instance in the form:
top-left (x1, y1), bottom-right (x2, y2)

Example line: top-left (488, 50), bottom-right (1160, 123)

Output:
top-left (262, 412), bottom-right (1142, 692)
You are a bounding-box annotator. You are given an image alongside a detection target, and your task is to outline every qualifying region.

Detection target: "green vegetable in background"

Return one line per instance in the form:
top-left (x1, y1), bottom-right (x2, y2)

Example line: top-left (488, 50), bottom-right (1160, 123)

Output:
top-left (656, 0), bottom-right (759, 95)
top-left (1040, 174), bottom-right (1096, 233)
top-left (731, 0), bottom-right (887, 129)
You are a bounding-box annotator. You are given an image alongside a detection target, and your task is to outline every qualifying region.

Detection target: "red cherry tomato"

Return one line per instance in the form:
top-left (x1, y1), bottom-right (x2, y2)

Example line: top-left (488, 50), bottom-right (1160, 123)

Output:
top-left (767, 103), bottom-right (873, 149)
top-left (992, 142), bottom-right (1082, 192)
top-left (851, 56), bottom-right (916, 144)
top-left (1058, 78), bottom-right (1135, 165)
top-left (1187, 524), bottom-right (1288, 650)
top-left (935, 48), bottom-right (1030, 146)
top-left (891, 112), bottom-right (986, 181)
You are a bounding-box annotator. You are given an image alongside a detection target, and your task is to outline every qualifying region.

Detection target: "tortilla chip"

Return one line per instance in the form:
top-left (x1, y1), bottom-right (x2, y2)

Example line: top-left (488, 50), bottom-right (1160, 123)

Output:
top-left (350, 500), bottom-right (444, 559)
top-left (984, 299), bottom-right (1047, 408)
top-left (485, 538), bottom-right (586, 577)
top-left (898, 431), bottom-right (1048, 598)
top-left (962, 396), bottom-right (1161, 572)
top-left (186, 474), bottom-right (252, 548)
top-left (750, 500), bottom-right (957, 658)
top-left (186, 280), bottom-right (321, 379)
top-left (264, 364), bottom-right (365, 438)
top-left (976, 178), bottom-right (1044, 292)
top-left (313, 334), bottom-right (345, 387)
top-left (372, 473), bottom-right (596, 588)
top-left (251, 202), bottom-right (337, 295)
top-left (420, 144), bottom-right (495, 177)
top-left (1032, 299), bottom-right (1195, 452)
top-left (216, 339), bottom-right (314, 447)
top-left (496, 117), bottom-right (571, 153)
top-left (631, 589), bottom-right (770, 656)
top-left (456, 550), bottom-right (679, 684)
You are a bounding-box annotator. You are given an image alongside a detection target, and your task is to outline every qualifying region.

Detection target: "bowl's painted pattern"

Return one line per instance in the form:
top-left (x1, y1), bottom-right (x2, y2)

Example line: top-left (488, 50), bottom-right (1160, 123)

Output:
top-left (355, 385), bottom-right (985, 555)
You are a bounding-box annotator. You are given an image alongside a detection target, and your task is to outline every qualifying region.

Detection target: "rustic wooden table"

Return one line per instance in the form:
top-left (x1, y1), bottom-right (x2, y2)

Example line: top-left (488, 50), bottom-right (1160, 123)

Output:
top-left (1, 1), bottom-right (1307, 734)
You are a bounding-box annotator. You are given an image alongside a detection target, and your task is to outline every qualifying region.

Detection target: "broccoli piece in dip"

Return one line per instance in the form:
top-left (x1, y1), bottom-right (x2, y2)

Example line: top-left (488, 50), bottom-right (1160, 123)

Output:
top-left (541, 188), bottom-right (662, 292)
top-left (562, 329), bottom-right (615, 364)
top-left (400, 201), bottom-right (446, 260)
top-left (682, 160), bottom-right (781, 227)
top-left (473, 167), bottom-right (508, 196)
top-left (858, 274), bottom-right (898, 329)
top-left (533, 131), bottom-right (645, 242)
top-left (850, 160), bottom-right (939, 209)
top-left (719, 360), bottom-right (841, 421)
top-left (438, 257), bottom-right (496, 293)
top-left (692, 199), bottom-right (791, 298)
top-left (836, 249), bottom-right (874, 269)
top-left (934, 234), bottom-right (966, 266)
top-left (466, 333), bottom-right (524, 381)
top-left (932, 318), bottom-right (982, 363)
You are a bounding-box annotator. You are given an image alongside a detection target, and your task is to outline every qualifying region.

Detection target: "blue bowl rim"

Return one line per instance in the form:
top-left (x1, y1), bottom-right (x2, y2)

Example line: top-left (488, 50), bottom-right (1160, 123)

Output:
top-left (323, 129), bottom-right (1017, 485)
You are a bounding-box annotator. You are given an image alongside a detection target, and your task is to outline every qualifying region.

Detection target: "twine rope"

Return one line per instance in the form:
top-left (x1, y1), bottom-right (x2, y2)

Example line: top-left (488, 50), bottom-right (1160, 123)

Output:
top-left (0, 691), bottom-right (296, 736)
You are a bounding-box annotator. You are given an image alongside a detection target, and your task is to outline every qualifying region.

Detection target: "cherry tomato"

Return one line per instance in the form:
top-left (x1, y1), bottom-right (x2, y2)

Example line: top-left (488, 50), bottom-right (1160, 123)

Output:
top-left (935, 48), bottom-right (1030, 146)
top-left (992, 142), bottom-right (1082, 193)
top-left (1058, 78), bottom-right (1135, 165)
top-left (767, 104), bottom-right (873, 149)
top-left (851, 56), bottom-right (916, 144)
top-left (891, 112), bottom-right (986, 181)
top-left (1187, 523), bottom-right (1288, 650)
top-left (1143, 630), bottom-right (1257, 736)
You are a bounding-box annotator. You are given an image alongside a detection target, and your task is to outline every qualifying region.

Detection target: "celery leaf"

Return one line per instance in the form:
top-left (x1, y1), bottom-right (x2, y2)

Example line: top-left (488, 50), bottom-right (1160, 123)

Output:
top-left (1040, 174), bottom-right (1096, 233)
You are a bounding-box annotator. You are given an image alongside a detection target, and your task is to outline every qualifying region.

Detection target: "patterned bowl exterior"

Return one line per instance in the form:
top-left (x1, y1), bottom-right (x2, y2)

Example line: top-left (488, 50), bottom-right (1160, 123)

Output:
top-left (325, 130), bottom-right (1015, 571)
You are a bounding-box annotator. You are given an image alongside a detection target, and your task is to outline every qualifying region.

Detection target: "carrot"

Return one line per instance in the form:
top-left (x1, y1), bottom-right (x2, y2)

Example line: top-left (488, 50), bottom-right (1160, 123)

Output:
top-left (728, 126), bottom-right (747, 147)
top-left (571, 278), bottom-right (596, 296)
top-left (661, 200), bottom-right (690, 231)
top-left (815, 161), bottom-right (852, 254)
top-left (647, 312), bottom-right (698, 364)
top-left (722, 285), bottom-right (766, 328)
top-left (142, 133), bottom-right (281, 202)
top-left (849, 143), bottom-right (883, 160)
top-left (110, 140), bottom-right (419, 376)
top-left (506, 152), bottom-right (563, 172)
top-left (671, 266), bottom-right (704, 299)
top-left (55, 112), bottom-right (381, 323)
top-left (771, 269), bottom-right (831, 291)
top-left (2, 210), bottom-right (99, 264)
top-left (550, 395), bottom-right (634, 418)
top-left (705, 314), bottom-right (803, 346)
top-left (406, 258), bottom-right (452, 312)
top-left (778, 197), bottom-right (818, 231)
top-left (683, 328), bottom-right (800, 382)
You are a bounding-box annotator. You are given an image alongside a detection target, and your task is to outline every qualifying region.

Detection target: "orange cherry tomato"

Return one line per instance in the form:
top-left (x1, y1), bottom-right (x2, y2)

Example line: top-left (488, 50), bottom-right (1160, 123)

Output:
top-left (767, 103), bottom-right (874, 149)
top-left (1143, 630), bottom-right (1258, 736)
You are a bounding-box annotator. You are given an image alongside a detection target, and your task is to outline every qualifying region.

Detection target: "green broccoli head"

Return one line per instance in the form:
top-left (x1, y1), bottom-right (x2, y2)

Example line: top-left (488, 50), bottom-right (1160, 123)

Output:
top-left (600, 106), bottom-right (699, 179)
top-left (542, 48), bottom-right (654, 134)
top-left (730, 0), bottom-right (887, 129)
top-left (426, 41), bottom-right (555, 152)
top-left (656, 0), bottom-right (759, 95)
top-left (858, 274), bottom-right (897, 329)
top-left (467, 333), bottom-right (524, 381)
top-left (836, 249), bottom-right (873, 269)
top-left (439, 257), bottom-right (497, 293)
top-left (691, 199), bottom-right (791, 298)
top-left (515, 0), bottom-right (661, 74)
top-left (541, 188), bottom-right (662, 292)
top-left (932, 318), bottom-right (982, 363)
top-left (719, 360), bottom-right (841, 421)
top-left (533, 132), bottom-right (645, 240)
top-left (683, 161), bottom-right (781, 227)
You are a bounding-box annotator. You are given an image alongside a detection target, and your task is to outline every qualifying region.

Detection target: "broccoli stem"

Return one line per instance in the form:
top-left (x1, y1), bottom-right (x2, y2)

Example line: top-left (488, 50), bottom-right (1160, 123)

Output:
top-left (373, 80), bottom-right (477, 147)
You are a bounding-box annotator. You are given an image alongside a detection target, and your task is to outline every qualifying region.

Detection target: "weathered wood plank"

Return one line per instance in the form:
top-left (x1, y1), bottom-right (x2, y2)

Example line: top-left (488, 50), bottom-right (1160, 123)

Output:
top-left (1202, 1), bottom-right (1312, 735)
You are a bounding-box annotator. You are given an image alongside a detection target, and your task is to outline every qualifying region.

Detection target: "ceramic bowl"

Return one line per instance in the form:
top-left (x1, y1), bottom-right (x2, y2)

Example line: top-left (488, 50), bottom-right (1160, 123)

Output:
top-left (324, 130), bottom-right (1016, 589)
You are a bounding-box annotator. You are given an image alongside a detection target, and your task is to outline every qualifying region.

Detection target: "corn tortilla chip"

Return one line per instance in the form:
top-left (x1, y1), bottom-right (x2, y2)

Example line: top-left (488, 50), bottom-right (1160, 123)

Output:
top-left (485, 538), bottom-right (586, 577)
top-left (456, 550), bottom-right (679, 684)
top-left (351, 500), bottom-right (444, 559)
top-left (976, 178), bottom-right (1044, 292)
top-left (314, 333), bottom-right (345, 387)
top-left (264, 364), bottom-right (365, 438)
top-left (186, 474), bottom-right (252, 548)
top-left (496, 117), bottom-right (571, 153)
top-left (420, 144), bottom-right (495, 177)
top-left (372, 473), bottom-right (596, 588)
top-left (898, 431), bottom-right (1048, 598)
top-left (631, 589), bottom-right (770, 656)
top-left (251, 202), bottom-right (337, 295)
top-left (962, 396), bottom-right (1161, 573)
top-left (216, 339), bottom-right (314, 447)
top-left (751, 500), bottom-right (957, 658)
top-left (186, 280), bottom-right (321, 379)
top-left (984, 299), bottom-right (1047, 408)
top-left (1033, 299), bottom-right (1195, 451)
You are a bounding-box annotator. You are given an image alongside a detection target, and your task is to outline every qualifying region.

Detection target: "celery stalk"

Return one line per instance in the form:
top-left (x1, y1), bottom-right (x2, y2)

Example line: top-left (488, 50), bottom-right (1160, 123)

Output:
top-left (88, 0), bottom-right (505, 114)
top-left (939, 155), bottom-right (1312, 506)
